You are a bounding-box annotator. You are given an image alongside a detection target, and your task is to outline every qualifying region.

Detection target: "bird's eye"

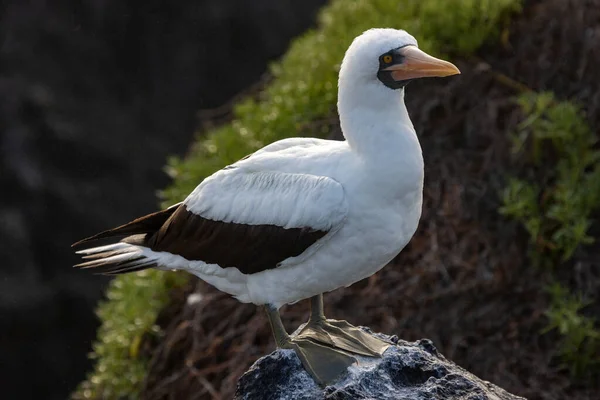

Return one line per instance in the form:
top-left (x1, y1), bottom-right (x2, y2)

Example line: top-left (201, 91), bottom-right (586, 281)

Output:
top-left (382, 55), bottom-right (393, 64)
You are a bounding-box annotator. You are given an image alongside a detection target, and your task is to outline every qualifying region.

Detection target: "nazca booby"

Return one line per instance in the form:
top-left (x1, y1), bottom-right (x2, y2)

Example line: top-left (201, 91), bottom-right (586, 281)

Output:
top-left (73, 28), bottom-right (460, 385)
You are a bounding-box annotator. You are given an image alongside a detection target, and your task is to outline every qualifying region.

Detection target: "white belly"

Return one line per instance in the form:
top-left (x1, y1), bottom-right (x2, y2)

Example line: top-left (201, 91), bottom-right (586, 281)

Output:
top-left (244, 189), bottom-right (423, 307)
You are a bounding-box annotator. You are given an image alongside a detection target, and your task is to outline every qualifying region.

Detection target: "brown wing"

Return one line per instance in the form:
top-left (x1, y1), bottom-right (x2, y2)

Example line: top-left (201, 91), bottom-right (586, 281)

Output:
top-left (145, 205), bottom-right (328, 275)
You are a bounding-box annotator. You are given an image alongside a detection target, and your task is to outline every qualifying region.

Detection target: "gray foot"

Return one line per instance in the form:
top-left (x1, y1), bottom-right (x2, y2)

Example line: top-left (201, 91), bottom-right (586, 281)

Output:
top-left (282, 337), bottom-right (357, 386)
top-left (294, 318), bottom-right (391, 358)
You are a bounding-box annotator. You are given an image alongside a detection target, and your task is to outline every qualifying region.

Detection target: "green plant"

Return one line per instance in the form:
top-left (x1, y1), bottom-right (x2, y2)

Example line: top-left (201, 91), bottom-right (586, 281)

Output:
top-left (544, 283), bottom-right (600, 377)
top-left (73, 270), bottom-right (187, 399)
top-left (500, 92), bottom-right (600, 377)
top-left (502, 92), bottom-right (600, 262)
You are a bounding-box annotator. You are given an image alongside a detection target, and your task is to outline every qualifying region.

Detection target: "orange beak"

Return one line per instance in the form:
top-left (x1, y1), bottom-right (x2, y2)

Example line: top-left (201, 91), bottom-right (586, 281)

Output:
top-left (383, 46), bottom-right (460, 81)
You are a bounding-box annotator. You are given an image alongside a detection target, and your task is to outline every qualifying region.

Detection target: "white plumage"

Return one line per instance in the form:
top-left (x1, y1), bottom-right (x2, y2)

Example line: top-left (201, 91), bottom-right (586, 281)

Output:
top-left (186, 167), bottom-right (348, 231)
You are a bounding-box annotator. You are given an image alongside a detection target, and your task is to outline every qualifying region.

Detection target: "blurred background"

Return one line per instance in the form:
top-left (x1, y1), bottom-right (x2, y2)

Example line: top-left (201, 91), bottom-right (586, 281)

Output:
top-left (2, 1), bottom-right (600, 400)
top-left (0, 1), bottom-right (325, 399)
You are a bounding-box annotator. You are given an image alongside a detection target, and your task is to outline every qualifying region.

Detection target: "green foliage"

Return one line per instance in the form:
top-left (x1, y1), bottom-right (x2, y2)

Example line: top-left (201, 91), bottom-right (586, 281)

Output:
top-left (500, 92), bottom-right (600, 377)
top-left (501, 92), bottom-right (600, 262)
top-left (161, 0), bottom-right (521, 206)
top-left (78, 0), bottom-right (524, 398)
top-left (500, 178), bottom-right (541, 238)
top-left (544, 283), bottom-right (600, 377)
top-left (73, 270), bottom-right (187, 400)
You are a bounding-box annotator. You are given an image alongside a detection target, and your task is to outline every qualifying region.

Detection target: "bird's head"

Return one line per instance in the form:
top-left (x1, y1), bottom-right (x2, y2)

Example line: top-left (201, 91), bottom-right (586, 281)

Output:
top-left (339, 28), bottom-right (460, 94)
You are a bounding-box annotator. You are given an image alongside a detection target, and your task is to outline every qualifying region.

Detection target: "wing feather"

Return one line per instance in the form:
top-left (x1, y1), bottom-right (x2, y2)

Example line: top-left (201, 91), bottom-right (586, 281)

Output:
top-left (73, 165), bottom-right (348, 276)
top-left (146, 168), bottom-right (348, 274)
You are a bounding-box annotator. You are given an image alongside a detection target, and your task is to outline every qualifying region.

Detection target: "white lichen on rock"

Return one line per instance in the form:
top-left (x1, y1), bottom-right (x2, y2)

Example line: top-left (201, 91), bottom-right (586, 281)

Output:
top-left (235, 333), bottom-right (526, 400)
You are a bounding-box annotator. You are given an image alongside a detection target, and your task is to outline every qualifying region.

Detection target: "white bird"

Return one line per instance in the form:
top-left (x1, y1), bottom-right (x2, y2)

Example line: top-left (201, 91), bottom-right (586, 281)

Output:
top-left (73, 28), bottom-right (460, 385)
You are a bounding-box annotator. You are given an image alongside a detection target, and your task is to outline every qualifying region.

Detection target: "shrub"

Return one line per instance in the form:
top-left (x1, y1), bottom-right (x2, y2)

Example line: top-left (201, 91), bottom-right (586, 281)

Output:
top-left (501, 92), bottom-right (600, 377)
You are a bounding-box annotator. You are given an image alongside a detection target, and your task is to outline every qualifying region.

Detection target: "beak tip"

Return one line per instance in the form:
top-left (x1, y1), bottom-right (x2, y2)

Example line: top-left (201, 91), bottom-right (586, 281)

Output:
top-left (447, 63), bottom-right (461, 76)
top-left (443, 65), bottom-right (460, 77)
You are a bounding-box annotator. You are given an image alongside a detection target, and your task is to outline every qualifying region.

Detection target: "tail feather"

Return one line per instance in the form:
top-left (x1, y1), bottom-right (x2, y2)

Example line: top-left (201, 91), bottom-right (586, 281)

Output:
top-left (72, 203), bottom-right (181, 248)
top-left (74, 246), bottom-right (158, 275)
top-left (78, 243), bottom-right (137, 258)
top-left (96, 258), bottom-right (158, 275)
top-left (72, 204), bottom-right (181, 274)
top-left (81, 249), bottom-right (131, 260)
top-left (76, 243), bottom-right (129, 255)
top-left (75, 250), bottom-right (141, 269)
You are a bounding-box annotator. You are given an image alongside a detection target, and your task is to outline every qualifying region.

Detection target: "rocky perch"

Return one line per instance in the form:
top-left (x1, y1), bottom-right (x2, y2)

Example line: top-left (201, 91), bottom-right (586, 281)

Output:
top-left (235, 333), bottom-right (526, 400)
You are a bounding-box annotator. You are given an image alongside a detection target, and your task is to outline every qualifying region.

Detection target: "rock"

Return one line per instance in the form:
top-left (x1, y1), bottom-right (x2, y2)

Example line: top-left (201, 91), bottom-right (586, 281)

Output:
top-left (234, 335), bottom-right (526, 400)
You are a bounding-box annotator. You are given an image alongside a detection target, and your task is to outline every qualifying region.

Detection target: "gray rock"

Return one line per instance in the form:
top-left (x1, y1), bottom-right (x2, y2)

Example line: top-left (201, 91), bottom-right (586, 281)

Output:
top-left (235, 335), bottom-right (526, 400)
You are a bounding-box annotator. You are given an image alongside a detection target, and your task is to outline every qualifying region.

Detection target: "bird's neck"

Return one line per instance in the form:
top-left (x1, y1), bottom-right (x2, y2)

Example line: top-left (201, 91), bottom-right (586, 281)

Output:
top-left (338, 85), bottom-right (420, 161)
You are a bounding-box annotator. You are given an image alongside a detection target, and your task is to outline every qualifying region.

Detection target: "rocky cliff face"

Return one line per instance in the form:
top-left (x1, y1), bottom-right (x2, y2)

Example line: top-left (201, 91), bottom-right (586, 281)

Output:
top-left (0, 1), bottom-right (324, 399)
top-left (235, 335), bottom-right (526, 400)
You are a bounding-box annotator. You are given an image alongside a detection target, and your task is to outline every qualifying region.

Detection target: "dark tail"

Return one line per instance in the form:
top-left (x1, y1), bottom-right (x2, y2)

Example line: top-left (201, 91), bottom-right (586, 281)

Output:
top-left (72, 202), bottom-right (181, 247)
top-left (71, 203), bottom-right (181, 275)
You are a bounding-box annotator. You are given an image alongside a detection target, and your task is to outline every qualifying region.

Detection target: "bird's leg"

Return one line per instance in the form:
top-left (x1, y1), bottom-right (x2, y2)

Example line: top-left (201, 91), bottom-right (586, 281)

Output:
top-left (264, 303), bottom-right (292, 348)
top-left (309, 292), bottom-right (326, 323)
top-left (294, 294), bottom-right (391, 357)
top-left (263, 303), bottom-right (356, 386)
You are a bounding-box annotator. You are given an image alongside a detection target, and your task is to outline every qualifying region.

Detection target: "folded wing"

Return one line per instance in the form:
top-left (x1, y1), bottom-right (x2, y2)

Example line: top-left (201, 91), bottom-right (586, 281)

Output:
top-left (73, 167), bottom-right (348, 276)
